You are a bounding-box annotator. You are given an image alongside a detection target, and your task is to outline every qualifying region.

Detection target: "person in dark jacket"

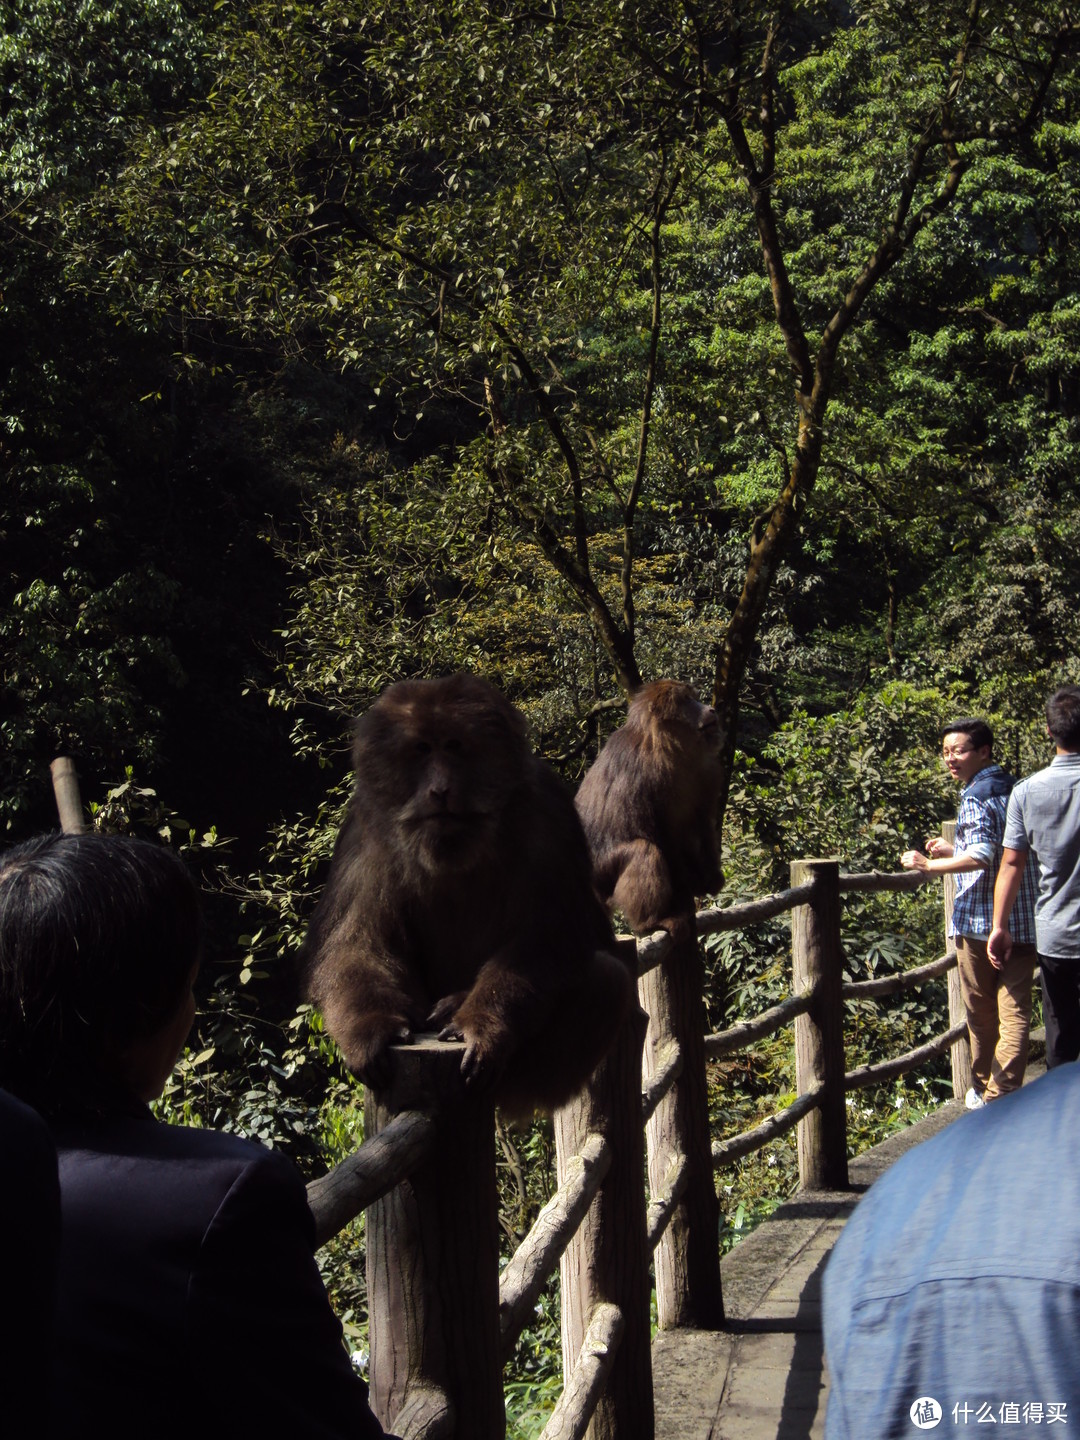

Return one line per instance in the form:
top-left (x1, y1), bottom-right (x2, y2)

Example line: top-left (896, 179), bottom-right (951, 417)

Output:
top-left (0, 831), bottom-right (388, 1439)
top-left (0, 1085), bottom-right (60, 1433)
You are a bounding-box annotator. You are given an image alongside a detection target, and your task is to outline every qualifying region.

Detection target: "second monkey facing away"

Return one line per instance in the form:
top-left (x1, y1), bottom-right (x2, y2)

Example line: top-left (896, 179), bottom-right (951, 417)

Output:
top-left (576, 681), bottom-right (723, 942)
top-left (300, 673), bottom-right (635, 1116)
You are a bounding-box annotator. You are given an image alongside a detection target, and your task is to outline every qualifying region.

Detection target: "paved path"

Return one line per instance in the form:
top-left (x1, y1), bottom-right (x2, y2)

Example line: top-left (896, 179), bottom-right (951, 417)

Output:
top-left (653, 1038), bottom-right (1049, 1440)
top-left (650, 1089), bottom-right (994, 1438)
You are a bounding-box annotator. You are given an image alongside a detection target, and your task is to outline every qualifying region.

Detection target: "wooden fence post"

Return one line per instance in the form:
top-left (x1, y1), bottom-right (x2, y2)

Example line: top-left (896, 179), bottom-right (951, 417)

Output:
top-left (50, 757), bottom-right (89, 834)
top-left (554, 981), bottom-right (654, 1440)
top-left (941, 819), bottom-right (973, 1099)
top-left (791, 859), bottom-right (848, 1190)
top-left (638, 936), bottom-right (723, 1329)
top-left (365, 1037), bottom-right (503, 1440)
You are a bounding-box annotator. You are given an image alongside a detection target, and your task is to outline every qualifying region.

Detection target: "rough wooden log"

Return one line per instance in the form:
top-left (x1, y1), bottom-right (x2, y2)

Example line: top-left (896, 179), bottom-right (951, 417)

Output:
top-left (50, 757), bottom-right (89, 835)
top-left (645, 1151), bottom-right (690, 1253)
top-left (554, 970), bottom-right (653, 1440)
top-left (837, 869), bottom-right (927, 893)
top-left (365, 1036), bottom-right (504, 1439)
top-left (711, 1084), bottom-right (824, 1166)
top-left (841, 951), bottom-right (955, 1001)
top-left (791, 860), bottom-right (848, 1189)
top-left (639, 938), bottom-right (723, 1330)
top-left (391, 1382), bottom-right (454, 1440)
top-left (695, 882), bottom-right (815, 935)
top-left (307, 1110), bottom-right (437, 1249)
top-left (499, 1133), bottom-right (611, 1361)
top-left (640, 1039), bottom-right (682, 1126)
top-left (539, 1303), bottom-right (625, 1440)
top-left (844, 1021), bottom-right (968, 1092)
top-left (634, 929), bottom-right (672, 977)
top-left (704, 990), bottom-right (814, 1059)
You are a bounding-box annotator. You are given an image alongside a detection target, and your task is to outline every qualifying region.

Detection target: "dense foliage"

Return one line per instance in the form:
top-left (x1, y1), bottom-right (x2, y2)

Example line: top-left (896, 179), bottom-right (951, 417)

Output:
top-left (3, 0), bottom-right (1078, 1430)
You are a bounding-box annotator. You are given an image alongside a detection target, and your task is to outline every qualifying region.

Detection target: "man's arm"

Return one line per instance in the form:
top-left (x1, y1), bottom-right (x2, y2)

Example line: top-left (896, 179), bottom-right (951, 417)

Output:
top-left (900, 849), bottom-right (983, 875)
top-left (987, 847), bottom-right (1029, 969)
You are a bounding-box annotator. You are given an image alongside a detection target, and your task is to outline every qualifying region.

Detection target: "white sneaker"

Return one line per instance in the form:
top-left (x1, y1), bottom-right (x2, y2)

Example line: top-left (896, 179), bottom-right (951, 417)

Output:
top-left (965, 1087), bottom-right (986, 1110)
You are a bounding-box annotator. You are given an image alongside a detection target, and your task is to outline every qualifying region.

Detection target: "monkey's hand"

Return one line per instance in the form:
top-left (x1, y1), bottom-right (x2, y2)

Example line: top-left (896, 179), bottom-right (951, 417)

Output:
top-left (432, 1003), bottom-right (515, 1093)
top-left (426, 992), bottom-right (470, 1031)
top-left (340, 1012), bottom-right (415, 1091)
top-left (430, 1010), bottom-right (510, 1092)
top-left (458, 1023), bottom-right (515, 1092)
top-left (660, 912), bottom-right (697, 946)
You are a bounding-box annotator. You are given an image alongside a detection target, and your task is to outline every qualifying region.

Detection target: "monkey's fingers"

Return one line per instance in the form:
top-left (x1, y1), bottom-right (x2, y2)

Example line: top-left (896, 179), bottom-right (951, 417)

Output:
top-left (426, 992), bottom-right (468, 1029)
top-left (347, 1021), bottom-right (414, 1090)
top-left (460, 1039), bottom-right (494, 1089)
top-left (460, 1031), bottom-right (512, 1093)
top-left (437, 1020), bottom-right (465, 1043)
top-left (661, 913), bottom-right (695, 946)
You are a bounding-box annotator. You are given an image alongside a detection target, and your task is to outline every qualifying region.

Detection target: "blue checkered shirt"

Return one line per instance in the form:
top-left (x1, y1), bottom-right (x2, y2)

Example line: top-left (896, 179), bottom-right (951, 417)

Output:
top-left (951, 765), bottom-right (1037, 943)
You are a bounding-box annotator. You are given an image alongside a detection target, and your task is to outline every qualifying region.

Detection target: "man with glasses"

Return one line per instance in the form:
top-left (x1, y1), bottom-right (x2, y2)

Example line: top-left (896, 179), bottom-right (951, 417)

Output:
top-left (901, 718), bottom-right (1037, 1108)
top-left (991, 685), bottom-right (1080, 1068)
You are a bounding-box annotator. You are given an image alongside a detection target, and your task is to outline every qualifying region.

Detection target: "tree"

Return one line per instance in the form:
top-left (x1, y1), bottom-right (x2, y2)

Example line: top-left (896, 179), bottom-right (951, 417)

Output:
top-left (22, 0), bottom-right (1080, 829)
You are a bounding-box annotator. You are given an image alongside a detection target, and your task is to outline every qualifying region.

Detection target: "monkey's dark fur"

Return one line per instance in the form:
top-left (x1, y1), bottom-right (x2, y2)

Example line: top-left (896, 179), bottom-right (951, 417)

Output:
top-left (576, 680), bottom-right (723, 941)
top-left (301, 673), bottom-right (634, 1114)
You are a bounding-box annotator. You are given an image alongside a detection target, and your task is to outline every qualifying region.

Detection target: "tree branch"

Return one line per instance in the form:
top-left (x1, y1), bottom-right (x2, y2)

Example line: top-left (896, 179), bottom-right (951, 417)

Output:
top-left (484, 378), bottom-right (641, 693)
top-left (621, 157), bottom-right (679, 643)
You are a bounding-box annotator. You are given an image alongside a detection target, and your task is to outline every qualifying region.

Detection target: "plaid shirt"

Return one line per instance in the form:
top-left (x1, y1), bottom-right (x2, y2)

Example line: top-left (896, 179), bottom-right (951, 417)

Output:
top-left (951, 764), bottom-right (1037, 943)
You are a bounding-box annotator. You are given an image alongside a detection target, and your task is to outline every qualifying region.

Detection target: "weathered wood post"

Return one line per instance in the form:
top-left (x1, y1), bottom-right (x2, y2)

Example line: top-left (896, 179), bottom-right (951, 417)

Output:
top-left (791, 859), bottom-right (848, 1190)
top-left (638, 936), bottom-right (723, 1329)
top-left (554, 961), bottom-right (654, 1440)
top-left (50, 757), bottom-right (89, 834)
top-left (941, 819), bottom-right (973, 1099)
top-left (365, 1037), bottom-right (503, 1440)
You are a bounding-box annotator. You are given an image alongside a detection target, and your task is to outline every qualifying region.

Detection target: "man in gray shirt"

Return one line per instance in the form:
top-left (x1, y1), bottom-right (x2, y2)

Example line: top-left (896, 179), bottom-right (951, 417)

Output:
top-left (990, 685), bottom-right (1080, 1066)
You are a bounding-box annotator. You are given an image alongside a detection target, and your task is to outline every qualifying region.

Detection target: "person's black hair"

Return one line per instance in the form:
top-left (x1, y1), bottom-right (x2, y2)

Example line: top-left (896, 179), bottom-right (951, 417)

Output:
top-left (0, 833), bottom-right (201, 1116)
top-left (940, 717), bottom-right (993, 754)
top-left (1046, 686), bottom-right (1080, 750)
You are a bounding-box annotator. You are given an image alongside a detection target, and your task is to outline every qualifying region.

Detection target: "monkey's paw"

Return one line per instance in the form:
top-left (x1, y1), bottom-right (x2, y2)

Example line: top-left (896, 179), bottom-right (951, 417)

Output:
top-left (342, 1016), bottom-right (414, 1090)
top-left (459, 1028), bottom-right (512, 1092)
top-left (426, 992), bottom-right (469, 1031)
top-left (659, 913), bottom-right (696, 946)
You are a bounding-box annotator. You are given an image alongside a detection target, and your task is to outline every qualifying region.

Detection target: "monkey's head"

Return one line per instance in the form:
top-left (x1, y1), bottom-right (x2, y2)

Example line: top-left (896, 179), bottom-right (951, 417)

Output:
top-left (352, 673), bottom-right (532, 876)
top-left (631, 680), bottom-right (721, 757)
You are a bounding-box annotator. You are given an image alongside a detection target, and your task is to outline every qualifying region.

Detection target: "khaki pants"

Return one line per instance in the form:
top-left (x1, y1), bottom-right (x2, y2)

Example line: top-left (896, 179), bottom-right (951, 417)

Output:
top-left (956, 935), bottom-right (1037, 1101)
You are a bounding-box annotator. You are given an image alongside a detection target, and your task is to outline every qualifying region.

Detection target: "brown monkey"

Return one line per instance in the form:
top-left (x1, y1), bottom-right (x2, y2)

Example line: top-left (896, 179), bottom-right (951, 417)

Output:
top-left (300, 673), bottom-right (634, 1114)
top-left (575, 680), bottom-right (723, 941)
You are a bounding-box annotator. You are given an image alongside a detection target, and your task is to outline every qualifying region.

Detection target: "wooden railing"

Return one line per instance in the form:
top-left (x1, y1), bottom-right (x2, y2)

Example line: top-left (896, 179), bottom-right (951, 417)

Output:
top-left (304, 826), bottom-right (968, 1440)
top-left (48, 760), bottom-right (963, 1440)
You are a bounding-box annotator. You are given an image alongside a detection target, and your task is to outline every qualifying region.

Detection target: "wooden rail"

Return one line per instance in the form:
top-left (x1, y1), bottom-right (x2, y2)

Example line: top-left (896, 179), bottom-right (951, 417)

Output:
top-left (51, 755), bottom-right (967, 1439)
top-left (298, 827), bottom-right (967, 1440)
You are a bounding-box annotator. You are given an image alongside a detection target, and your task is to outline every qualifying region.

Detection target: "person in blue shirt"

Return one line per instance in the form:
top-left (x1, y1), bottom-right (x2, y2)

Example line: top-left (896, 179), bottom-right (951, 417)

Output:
top-left (901, 718), bottom-right (1037, 1107)
top-left (823, 1065), bottom-right (1080, 1440)
top-left (991, 685), bottom-right (1080, 1068)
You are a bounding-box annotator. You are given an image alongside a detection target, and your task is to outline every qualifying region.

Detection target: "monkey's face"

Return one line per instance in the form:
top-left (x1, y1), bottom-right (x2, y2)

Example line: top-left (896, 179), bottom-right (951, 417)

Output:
top-left (684, 694), bottom-right (721, 755)
top-left (354, 679), bottom-right (531, 876)
top-left (637, 680), bottom-right (721, 756)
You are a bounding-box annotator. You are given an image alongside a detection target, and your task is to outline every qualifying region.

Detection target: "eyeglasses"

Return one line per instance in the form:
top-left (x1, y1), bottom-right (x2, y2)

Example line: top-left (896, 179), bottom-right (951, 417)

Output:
top-left (942, 746), bottom-right (974, 759)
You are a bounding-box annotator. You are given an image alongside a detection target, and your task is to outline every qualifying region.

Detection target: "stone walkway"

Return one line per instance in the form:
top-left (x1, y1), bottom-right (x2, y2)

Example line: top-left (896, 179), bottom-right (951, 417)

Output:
top-left (651, 1093), bottom-right (975, 1439)
top-left (652, 1036), bottom-right (1050, 1440)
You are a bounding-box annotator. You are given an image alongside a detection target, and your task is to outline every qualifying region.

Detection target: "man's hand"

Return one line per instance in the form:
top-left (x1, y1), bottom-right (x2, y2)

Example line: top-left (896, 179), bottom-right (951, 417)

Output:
top-left (987, 926), bottom-right (1013, 971)
top-left (901, 849), bottom-right (930, 871)
top-left (991, 846), bottom-right (1029, 971)
top-left (926, 838), bottom-right (954, 859)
